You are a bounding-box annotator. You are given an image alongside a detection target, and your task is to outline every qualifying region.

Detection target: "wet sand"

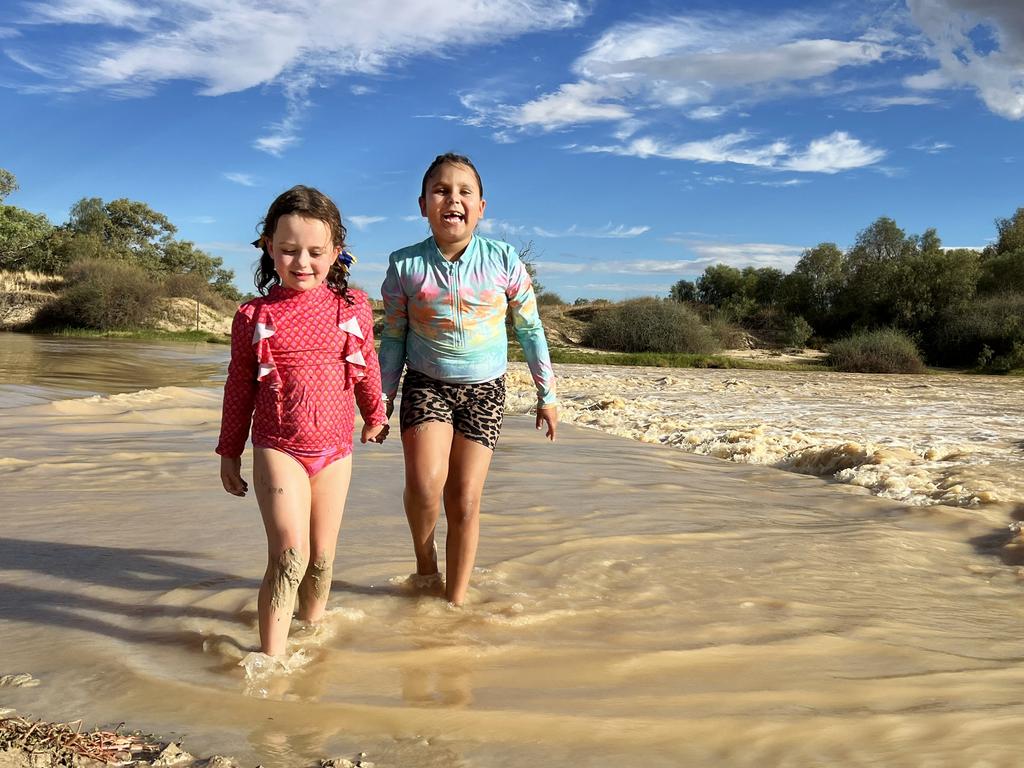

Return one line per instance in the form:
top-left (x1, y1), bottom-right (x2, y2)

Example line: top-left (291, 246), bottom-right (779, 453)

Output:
top-left (1, 335), bottom-right (1023, 766)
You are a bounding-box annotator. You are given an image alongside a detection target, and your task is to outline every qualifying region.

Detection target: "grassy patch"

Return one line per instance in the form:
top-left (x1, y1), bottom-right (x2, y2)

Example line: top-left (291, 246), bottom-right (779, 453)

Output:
top-left (45, 327), bottom-right (230, 344)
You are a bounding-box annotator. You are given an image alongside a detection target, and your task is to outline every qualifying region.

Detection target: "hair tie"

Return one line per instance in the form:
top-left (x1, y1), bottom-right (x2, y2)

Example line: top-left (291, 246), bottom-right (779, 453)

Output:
top-left (338, 247), bottom-right (356, 269)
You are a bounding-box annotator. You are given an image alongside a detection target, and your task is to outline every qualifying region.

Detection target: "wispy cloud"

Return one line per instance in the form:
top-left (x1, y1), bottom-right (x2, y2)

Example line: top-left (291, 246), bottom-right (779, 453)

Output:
top-left (223, 172), bottom-right (256, 187)
top-left (533, 223), bottom-right (650, 239)
top-left (580, 130), bottom-right (885, 174)
top-left (0, 27), bottom-right (21, 39)
top-left (461, 11), bottom-right (900, 135)
top-left (350, 84), bottom-right (375, 96)
top-left (540, 242), bottom-right (804, 276)
top-left (910, 139), bottom-right (953, 153)
top-left (188, 215), bottom-right (217, 224)
top-left (855, 94), bottom-right (938, 110)
top-left (12, 0), bottom-right (587, 150)
top-left (346, 215), bottom-right (387, 230)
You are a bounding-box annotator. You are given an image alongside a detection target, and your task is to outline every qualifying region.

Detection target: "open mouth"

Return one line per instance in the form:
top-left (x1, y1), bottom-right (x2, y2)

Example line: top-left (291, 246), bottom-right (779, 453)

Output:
top-left (442, 211), bottom-right (465, 223)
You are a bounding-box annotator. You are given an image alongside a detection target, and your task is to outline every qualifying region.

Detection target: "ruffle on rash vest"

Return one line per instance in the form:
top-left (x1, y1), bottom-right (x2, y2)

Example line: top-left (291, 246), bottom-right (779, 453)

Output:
top-left (251, 294), bottom-right (369, 391)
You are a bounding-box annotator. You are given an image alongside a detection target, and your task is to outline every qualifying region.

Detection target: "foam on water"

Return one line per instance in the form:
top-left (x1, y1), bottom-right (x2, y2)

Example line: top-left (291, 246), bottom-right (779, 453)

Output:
top-left (506, 364), bottom-right (1024, 509)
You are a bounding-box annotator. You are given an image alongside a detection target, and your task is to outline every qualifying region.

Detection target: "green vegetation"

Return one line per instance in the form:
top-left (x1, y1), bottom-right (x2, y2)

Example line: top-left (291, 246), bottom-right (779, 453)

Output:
top-left (48, 327), bottom-right (230, 344)
top-left (0, 169), bottom-right (240, 317)
top-left (826, 329), bottom-right (926, 374)
top-left (512, 347), bottom-right (823, 371)
top-left (583, 297), bottom-right (717, 354)
top-left (670, 208), bottom-right (1024, 374)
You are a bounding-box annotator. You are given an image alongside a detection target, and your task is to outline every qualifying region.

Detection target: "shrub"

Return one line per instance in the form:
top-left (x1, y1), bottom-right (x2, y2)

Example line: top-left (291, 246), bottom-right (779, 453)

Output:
top-left (33, 259), bottom-right (160, 330)
top-left (537, 291), bottom-right (565, 306)
top-left (778, 315), bottom-right (814, 348)
top-left (826, 328), bottom-right (925, 374)
top-left (926, 292), bottom-right (1024, 370)
top-left (163, 272), bottom-right (239, 315)
top-left (706, 313), bottom-right (748, 349)
top-left (582, 297), bottom-right (718, 354)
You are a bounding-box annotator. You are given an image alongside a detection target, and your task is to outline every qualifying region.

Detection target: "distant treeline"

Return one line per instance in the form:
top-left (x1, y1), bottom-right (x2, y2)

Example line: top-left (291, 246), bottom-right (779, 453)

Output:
top-left (667, 211), bottom-right (1024, 371)
top-left (0, 168), bottom-right (241, 305)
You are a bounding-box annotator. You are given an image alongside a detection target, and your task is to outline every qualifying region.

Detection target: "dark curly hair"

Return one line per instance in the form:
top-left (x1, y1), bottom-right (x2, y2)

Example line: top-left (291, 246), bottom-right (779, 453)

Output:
top-left (420, 152), bottom-right (484, 199)
top-left (253, 185), bottom-right (352, 302)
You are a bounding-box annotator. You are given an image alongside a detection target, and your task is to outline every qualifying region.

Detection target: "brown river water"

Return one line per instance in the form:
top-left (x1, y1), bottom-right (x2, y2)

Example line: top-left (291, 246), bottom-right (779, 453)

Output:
top-left (1, 332), bottom-right (1023, 767)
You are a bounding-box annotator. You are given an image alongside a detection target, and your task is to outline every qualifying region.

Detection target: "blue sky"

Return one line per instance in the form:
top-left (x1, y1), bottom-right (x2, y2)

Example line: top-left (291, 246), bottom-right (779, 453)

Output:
top-left (2, 0), bottom-right (1022, 300)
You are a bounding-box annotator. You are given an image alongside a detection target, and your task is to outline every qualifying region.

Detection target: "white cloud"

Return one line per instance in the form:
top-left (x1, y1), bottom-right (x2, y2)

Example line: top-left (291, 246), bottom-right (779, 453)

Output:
top-left (907, 0), bottom-right (1024, 119)
top-left (685, 242), bottom-right (806, 271)
top-left (223, 172), bottom-right (256, 186)
top-left (21, 0), bottom-right (585, 96)
top-left (0, 27), bottom-right (21, 39)
top-left (26, 0), bottom-right (158, 30)
top-left (688, 105), bottom-right (729, 121)
top-left (581, 130), bottom-right (884, 174)
top-left (350, 84), bottom-right (374, 96)
top-left (509, 81), bottom-right (631, 130)
top-left (540, 243), bottom-right (803, 276)
top-left (781, 131), bottom-right (886, 172)
top-left (188, 215), bottom-right (216, 224)
top-left (346, 215), bottom-right (386, 230)
top-left (857, 94), bottom-right (939, 110)
top-left (910, 140), bottom-right (953, 153)
top-left (15, 0), bottom-right (586, 150)
top-left (533, 223), bottom-right (650, 239)
top-left (500, 13), bottom-right (897, 132)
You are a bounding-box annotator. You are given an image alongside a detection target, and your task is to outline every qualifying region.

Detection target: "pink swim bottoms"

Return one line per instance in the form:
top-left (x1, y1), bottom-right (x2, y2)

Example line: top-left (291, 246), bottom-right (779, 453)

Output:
top-left (254, 443), bottom-right (352, 477)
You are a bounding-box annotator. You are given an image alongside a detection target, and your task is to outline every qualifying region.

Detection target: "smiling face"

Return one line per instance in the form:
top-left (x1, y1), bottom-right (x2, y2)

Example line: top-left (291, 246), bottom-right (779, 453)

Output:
top-left (419, 162), bottom-right (486, 259)
top-left (267, 214), bottom-right (340, 291)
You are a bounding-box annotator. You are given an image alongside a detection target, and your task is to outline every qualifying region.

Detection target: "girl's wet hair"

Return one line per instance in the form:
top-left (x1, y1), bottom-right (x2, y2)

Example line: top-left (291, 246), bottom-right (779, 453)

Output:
top-left (253, 185), bottom-right (352, 301)
top-left (420, 152), bottom-right (484, 199)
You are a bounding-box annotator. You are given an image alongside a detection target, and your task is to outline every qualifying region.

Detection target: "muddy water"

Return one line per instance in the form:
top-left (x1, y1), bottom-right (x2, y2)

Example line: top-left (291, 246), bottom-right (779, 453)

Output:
top-left (1, 334), bottom-right (1023, 767)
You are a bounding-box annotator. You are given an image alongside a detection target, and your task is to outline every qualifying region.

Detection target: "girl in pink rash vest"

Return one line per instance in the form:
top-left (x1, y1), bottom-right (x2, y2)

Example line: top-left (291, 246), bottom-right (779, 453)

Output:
top-left (216, 185), bottom-right (388, 657)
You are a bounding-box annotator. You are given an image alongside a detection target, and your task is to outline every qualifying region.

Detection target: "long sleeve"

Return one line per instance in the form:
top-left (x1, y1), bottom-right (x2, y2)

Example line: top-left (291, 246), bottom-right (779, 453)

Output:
top-left (378, 256), bottom-right (408, 401)
top-left (506, 255), bottom-right (557, 406)
top-left (353, 297), bottom-right (387, 426)
top-left (216, 308), bottom-right (259, 457)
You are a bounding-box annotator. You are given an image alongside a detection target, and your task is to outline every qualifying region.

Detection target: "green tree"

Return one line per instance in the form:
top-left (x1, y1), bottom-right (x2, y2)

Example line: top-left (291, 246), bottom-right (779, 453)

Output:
top-left (839, 217), bottom-right (917, 328)
top-left (0, 206), bottom-right (54, 271)
top-left (669, 279), bottom-right (696, 303)
top-left (0, 169), bottom-right (18, 203)
top-left (696, 264), bottom-right (746, 307)
top-left (781, 242), bottom-right (844, 335)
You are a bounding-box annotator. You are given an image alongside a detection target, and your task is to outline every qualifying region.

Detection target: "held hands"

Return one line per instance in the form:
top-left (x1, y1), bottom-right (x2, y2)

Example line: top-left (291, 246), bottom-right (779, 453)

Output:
top-left (220, 455), bottom-right (248, 497)
top-left (362, 422), bottom-right (388, 444)
top-left (536, 404), bottom-right (558, 441)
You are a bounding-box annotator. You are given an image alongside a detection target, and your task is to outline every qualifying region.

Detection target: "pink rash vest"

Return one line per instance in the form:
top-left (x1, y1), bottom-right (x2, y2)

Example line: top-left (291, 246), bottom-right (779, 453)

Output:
top-left (216, 284), bottom-right (387, 459)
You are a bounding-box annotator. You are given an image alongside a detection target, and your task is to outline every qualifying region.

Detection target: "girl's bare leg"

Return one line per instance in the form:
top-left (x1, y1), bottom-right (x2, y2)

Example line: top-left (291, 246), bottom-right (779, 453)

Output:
top-left (442, 434), bottom-right (494, 606)
top-left (296, 454), bottom-right (353, 622)
top-left (253, 447), bottom-right (312, 656)
top-left (401, 422), bottom-right (454, 577)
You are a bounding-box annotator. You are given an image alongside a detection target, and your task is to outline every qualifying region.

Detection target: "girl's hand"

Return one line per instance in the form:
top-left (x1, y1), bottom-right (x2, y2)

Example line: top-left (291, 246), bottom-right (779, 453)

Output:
top-left (536, 404), bottom-right (558, 442)
top-left (362, 423), bottom-right (388, 444)
top-left (220, 455), bottom-right (248, 496)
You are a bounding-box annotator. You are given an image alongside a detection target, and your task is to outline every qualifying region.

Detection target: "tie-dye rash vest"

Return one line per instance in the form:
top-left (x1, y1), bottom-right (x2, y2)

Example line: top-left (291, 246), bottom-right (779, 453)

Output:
top-left (379, 235), bottom-right (557, 406)
top-left (216, 284), bottom-right (387, 459)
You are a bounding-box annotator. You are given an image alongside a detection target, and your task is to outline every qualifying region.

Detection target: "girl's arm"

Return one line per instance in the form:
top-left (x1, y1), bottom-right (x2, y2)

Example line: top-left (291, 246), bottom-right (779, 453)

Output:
top-left (353, 297), bottom-right (387, 429)
top-left (506, 254), bottom-right (558, 409)
top-left (377, 256), bottom-right (408, 406)
top-left (216, 309), bottom-right (259, 458)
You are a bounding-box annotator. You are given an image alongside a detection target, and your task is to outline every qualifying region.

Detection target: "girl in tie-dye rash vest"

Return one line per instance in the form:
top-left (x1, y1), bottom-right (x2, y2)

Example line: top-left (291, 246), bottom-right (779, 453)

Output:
top-left (379, 153), bottom-right (558, 606)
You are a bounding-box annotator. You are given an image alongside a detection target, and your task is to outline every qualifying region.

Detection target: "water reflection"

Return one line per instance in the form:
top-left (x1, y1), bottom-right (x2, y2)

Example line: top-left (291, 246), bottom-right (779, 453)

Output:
top-left (0, 332), bottom-right (227, 406)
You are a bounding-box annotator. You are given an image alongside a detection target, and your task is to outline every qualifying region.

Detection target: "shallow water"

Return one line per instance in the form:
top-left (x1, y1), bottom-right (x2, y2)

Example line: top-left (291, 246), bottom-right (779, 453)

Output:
top-left (1, 334), bottom-right (1023, 767)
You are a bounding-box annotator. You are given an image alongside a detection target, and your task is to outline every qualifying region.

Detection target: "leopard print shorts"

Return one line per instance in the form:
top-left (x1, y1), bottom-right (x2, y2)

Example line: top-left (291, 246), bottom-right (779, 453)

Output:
top-left (399, 368), bottom-right (506, 450)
